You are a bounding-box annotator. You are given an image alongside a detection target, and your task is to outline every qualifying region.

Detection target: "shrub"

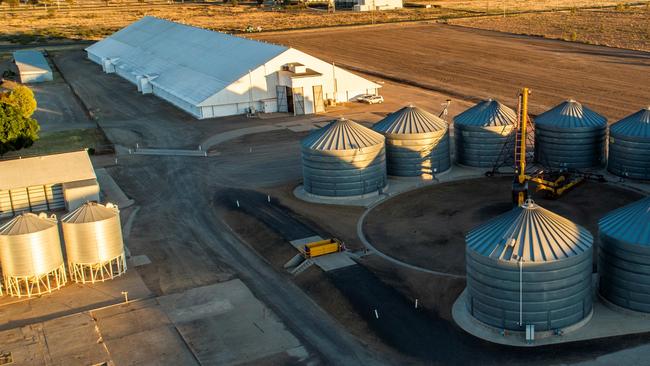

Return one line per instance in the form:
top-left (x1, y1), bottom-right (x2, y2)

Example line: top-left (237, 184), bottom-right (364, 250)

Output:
top-left (0, 85), bottom-right (38, 118)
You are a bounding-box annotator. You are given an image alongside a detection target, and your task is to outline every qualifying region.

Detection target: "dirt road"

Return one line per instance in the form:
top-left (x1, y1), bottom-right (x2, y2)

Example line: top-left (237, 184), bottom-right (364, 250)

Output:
top-left (252, 23), bottom-right (650, 120)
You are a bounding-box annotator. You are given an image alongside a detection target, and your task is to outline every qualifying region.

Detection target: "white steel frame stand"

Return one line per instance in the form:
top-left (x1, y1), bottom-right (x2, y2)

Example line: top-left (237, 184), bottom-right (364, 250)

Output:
top-left (3, 264), bottom-right (67, 298)
top-left (68, 252), bottom-right (127, 284)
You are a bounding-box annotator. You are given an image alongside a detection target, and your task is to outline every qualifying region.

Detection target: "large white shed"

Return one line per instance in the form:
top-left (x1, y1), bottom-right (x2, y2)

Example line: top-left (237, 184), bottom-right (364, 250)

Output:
top-left (86, 17), bottom-right (381, 119)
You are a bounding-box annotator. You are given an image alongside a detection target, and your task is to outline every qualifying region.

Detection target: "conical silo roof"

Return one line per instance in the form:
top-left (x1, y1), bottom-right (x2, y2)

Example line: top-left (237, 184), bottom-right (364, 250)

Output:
top-left (62, 202), bottom-right (117, 224)
top-left (467, 199), bottom-right (593, 262)
top-left (599, 196), bottom-right (650, 245)
top-left (0, 212), bottom-right (57, 235)
top-left (610, 107), bottom-right (650, 138)
top-left (372, 105), bottom-right (447, 134)
top-left (453, 99), bottom-right (516, 127)
top-left (535, 100), bottom-right (607, 129)
top-left (302, 118), bottom-right (384, 151)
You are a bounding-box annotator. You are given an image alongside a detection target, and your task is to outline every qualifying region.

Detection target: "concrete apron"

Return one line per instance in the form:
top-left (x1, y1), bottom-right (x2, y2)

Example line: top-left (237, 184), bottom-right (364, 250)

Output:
top-left (452, 276), bottom-right (650, 347)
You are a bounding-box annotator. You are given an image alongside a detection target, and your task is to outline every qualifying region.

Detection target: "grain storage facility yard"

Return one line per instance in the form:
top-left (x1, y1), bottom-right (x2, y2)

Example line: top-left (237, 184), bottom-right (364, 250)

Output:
top-left (0, 15), bottom-right (649, 366)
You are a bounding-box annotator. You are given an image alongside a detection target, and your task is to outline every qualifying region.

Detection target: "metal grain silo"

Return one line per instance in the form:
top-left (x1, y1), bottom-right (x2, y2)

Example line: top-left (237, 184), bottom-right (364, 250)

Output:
top-left (607, 107), bottom-right (650, 180)
top-left (372, 105), bottom-right (450, 177)
top-left (453, 99), bottom-right (516, 167)
top-left (0, 213), bottom-right (66, 297)
top-left (61, 202), bottom-right (126, 283)
top-left (534, 100), bottom-right (607, 169)
top-left (598, 196), bottom-right (650, 312)
top-left (302, 118), bottom-right (387, 197)
top-left (465, 199), bottom-right (593, 331)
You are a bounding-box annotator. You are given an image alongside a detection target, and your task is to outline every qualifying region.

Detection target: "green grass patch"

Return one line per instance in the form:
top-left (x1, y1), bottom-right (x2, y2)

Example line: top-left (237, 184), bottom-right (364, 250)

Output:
top-left (4, 128), bottom-right (109, 157)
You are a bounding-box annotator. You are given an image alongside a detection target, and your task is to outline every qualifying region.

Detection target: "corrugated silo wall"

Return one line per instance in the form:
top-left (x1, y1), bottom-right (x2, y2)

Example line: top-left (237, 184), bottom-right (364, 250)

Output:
top-left (465, 248), bottom-right (593, 331)
top-left (599, 233), bottom-right (650, 312)
top-left (607, 134), bottom-right (650, 180)
top-left (534, 126), bottom-right (606, 169)
top-left (302, 145), bottom-right (387, 197)
top-left (384, 130), bottom-right (451, 176)
top-left (62, 215), bottom-right (124, 265)
top-left (0, 224), bottom-right (64, 277)
top-left (455, 125), bottom-right (514, 168)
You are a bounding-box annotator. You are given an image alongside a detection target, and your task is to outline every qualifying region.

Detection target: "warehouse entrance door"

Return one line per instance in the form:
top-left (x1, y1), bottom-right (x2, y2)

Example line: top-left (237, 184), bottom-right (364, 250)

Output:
top-left (0, 184), bottom-right (65, 217)
top-left (313, 85), bottom-right (325, 113)
top-left (292, 87), bottom-right (305, 115)
top-left (276, 86), bottom-right (288, 113)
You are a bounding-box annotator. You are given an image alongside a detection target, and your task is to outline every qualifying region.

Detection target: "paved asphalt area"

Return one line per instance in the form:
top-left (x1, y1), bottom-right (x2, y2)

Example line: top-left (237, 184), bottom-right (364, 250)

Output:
top-left (47, 48), bottom-right (650, 365)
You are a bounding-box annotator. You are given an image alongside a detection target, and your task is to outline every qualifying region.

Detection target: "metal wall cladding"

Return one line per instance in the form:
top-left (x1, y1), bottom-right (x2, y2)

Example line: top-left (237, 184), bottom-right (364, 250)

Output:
top-left (384, 132), bottom-right (451, 176)
top-left (465, 201), bottom-right (594, 331)
top-left (607, 107), bottom-right (650, 179)
top-left (0, 214), bottom-right (64, 277)
top-left (455, 125), bottom-right (515, 167)
top-left (598, 197), bottom-right (650, 312)
top-left (373, 105), bottom-right (451, 176)
top-left (62, 213), bottom-right (124, 265)
top-left (453, 99), bottom-right (517, 168)
top-left (534, 100), bottom-right (607, 169)
top-left (302, 118), bottom-right (387, 197)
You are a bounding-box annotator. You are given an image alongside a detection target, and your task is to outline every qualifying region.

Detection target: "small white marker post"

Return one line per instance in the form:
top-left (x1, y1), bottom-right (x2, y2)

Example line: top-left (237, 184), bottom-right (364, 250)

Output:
top-left (115, 158), bottom-right (118, 165)
top-left (415, 299), bottom-right (418, 309)
top-left (121, 291), bottom-right (129, 303)
top-left (236, 200), bottom-right (240, 208)
top-left (267, 195), bottom-right (271, 203)
top-left (374, 309), bottom-right (379, 319)
top-left (198, 145), bottom-right (202, 151)
top-left (136, 143), bottom-right (139, 150)
top-left (249, 147), bottom-right (253, 153)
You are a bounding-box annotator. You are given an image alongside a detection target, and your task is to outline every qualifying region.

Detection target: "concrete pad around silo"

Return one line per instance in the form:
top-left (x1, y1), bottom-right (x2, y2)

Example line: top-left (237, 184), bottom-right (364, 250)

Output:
top-left (157, 279), bottom-right (305, 366)
top-left (453, 288), bottom-right (650, 347)
top-left (0, 267), bottom-right (151, 331)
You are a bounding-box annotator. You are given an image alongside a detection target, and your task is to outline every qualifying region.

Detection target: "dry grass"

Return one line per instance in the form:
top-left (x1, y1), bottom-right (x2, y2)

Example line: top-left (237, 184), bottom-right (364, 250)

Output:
top-left (450, 7), bottom-right (650, 51)
top-left (425, 0), bottom-right (641, 12)
top-left (0, 4), bottom-right (462, 42)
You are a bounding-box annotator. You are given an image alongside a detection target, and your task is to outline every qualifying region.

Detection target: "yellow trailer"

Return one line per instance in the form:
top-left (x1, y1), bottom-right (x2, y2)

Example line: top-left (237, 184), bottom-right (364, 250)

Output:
top-left (303, 238), bottom-right (342, 258)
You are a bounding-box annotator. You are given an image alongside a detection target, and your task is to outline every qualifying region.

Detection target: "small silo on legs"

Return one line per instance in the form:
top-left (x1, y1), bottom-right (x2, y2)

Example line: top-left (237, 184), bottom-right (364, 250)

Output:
top-left (372, 105), bottom-right (451, 177)
top-left (465, 199), bottom-right (593, 331)
top-left (0, 213), bottom-right (67, 297)
top-left (607, 107), bottom-right (650, 180)
top-left (301, 118), bottom-right (387, 197)
top-left (534, 100), bottom-right (607, 169)
top-left (453, 99), bottom-right (517, 168)
top-left (61, 202), bottom-right (127, 283)
top-left (598, 196), bottom-right (650, 312)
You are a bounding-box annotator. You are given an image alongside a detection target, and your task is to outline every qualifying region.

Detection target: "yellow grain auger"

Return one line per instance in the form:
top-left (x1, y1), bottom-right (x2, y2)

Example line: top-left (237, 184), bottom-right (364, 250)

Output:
top-left (512, 88), bottom-right (586, 206)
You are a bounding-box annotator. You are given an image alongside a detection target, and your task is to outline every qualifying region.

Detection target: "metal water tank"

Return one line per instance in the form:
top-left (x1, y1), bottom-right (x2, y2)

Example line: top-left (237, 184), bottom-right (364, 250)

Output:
top-left (465, 199), bottom-right (593, 331)
top-left (301, 118), bottom-right (387, 197)
top-left (372, 105), bottom-right (450, 177)
top-left (607, 107), bottom-right (650, 180)
top-left (0, 212), bottom-right (66, 297)
top-left (534, 100), bottom-right (607, 169)
top-left (454, 99), bottom-right (516, 167)
top-left (599, 196), bottom-right (650, 312)
top-left (61, 202), bottom-right (127, 283)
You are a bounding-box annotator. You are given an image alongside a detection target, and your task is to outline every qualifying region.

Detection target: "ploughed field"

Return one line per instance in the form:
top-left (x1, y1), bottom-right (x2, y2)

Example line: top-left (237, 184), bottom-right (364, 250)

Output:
top-left (252, 22), bottom-right (650, 120)
top-left (363, 177), bottom-right (644, 275)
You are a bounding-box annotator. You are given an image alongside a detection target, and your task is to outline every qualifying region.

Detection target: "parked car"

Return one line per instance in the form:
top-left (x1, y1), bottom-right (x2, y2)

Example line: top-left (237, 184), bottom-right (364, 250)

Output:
top-left (358, 95), bottom-right (384, 104)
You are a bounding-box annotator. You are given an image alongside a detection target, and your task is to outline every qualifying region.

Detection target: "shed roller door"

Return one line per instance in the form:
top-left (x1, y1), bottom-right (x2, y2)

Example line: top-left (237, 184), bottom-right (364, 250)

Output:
top-left (0, 184), bottom-right (65, 217)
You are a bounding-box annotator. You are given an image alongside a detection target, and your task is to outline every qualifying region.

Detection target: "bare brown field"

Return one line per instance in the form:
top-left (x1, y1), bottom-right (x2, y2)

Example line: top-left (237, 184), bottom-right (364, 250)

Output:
top-left (450, 8), bottom-right (650, 51)
top-left (252, 22), bottom-right (650, 121)
top-left (0, 4), bottom-right (460, 42)
top-left (427, 0), bottom-right (640, 11)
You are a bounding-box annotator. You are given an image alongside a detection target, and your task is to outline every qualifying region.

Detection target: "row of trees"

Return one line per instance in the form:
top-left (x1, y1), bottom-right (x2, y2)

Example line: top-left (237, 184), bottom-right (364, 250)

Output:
top-left (0, 85), bottom-right (40, 155)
